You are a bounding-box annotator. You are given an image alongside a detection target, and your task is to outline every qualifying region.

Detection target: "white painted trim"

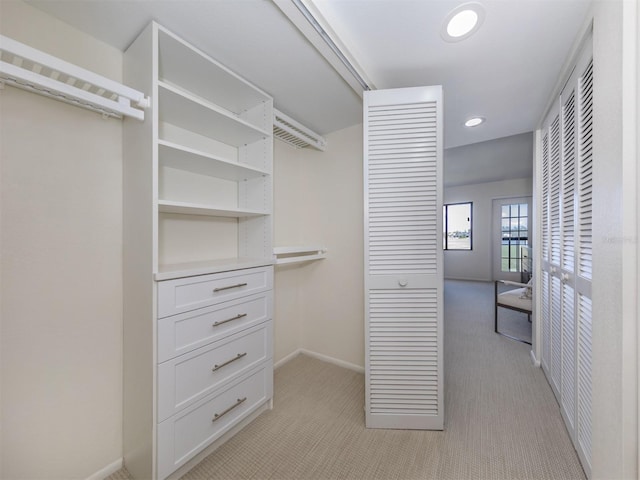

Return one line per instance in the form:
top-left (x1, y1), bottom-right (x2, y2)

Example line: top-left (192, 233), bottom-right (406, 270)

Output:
top-left (85, 458), bottom-right (123, 480)
top-left (274, 348), bottom-right (302, 369)
top-left (530, 349), bottom-right (541, 368)
top-left (274, 348), bottom-right (364, 374)
top-left (621, 0), bottom-right (639, 478)
top-left (299, 349), bottom-right (364, 373)
top-left (444, 276), bottom-right (491, 282)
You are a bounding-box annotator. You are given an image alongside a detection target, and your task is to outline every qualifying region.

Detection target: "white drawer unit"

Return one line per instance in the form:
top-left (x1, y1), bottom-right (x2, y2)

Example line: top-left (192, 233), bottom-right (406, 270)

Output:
top-left (157, 292), bottom-right (272, 362)
top-left (157, 363), bottom-right (273, 480)
top-left (157, 322), bottom-right (273, 421)
top-left (158, 266), bottom-right (273, 318)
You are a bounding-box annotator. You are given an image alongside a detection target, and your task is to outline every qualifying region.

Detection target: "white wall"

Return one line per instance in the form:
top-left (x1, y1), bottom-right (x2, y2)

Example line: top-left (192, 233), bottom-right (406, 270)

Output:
top-left (0, 2), bottom-right (124, 478)
top-left (444, 178), bottom-right (532, 281)
top-left (272, 124), bottom-right (365, 369)
top-left (590, 0), bottom-right (638, 478)
top-left (273, 140), bottom-right (304, 364)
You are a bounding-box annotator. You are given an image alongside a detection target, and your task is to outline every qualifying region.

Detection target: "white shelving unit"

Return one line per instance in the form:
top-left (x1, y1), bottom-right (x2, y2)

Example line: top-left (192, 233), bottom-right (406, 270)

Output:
top-left (123, 22), bottom-right (274, 480)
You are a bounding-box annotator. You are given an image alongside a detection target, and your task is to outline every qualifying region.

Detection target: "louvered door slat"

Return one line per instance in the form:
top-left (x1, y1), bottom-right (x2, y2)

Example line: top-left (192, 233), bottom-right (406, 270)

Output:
top-left (578, 59), bottom-right (594, 281)
top-left (542, 270), bottom-right (551, 372)
top-left (365, 86), bottom-right (443, 430)
top-left (542, 133), bottom-right (550, 261)
top-left (549, 115), bottom-right (562, 266)
top-left (550, 275), bottom-right (562, 396)
top-left (577, 294), bottom-right (592, 465)
top-left (561, 283), bottom-right (576, 433)
top-left (562, 92), bottom-right (576, 272)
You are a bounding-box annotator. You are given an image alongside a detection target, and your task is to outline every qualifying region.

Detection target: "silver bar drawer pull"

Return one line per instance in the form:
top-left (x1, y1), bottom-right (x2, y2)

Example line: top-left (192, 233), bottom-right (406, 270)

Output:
top-left (212, 397), bottom-right (247, 422)
top-left (212, 352), bottom-right (247, 372)
top-left (213, 282), bottom-right (248, 293)
top-left (212, 313), bottom-right (247, 327)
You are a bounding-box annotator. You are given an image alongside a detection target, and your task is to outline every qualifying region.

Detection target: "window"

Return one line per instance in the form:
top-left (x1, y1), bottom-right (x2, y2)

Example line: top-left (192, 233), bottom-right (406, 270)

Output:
top-left (501, 203), bottom-right (528, 272)
top-left (443, 202), bottom-right (472, 250)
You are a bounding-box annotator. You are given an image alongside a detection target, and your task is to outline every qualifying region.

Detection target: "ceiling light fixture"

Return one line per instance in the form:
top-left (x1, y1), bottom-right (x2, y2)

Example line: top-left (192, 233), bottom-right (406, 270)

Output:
top-left (465, 117), bottom-right (485, 127)
top-left (442, 3), bottom-right (485, 42)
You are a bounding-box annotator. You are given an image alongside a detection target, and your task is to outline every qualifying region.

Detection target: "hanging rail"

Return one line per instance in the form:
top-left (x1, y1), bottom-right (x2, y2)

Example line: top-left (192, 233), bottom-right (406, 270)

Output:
top-left (273, 108), bottom-right (327, 151)
top-left (273, 245), bottom-right (327, 265)
top-left (0, 34), bottom-right (149, 120)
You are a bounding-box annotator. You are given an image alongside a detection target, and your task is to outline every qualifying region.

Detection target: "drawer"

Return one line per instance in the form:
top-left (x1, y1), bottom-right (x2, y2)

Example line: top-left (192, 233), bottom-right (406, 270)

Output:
top-left (157, 363), bottom-right (273, 480)
top-left (157, 266), bottom-right (273, 318)
top-left (157, 322), bottom-right (272, 422)
top-left (158, 292), bottom-right (272, 362)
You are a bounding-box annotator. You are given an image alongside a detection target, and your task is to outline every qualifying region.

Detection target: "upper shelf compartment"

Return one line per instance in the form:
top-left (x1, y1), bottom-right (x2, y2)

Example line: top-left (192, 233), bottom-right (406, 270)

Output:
top-left (158, 26), bottom-right (270, 120)
top-left (158, 82), bottom-right (270, 147)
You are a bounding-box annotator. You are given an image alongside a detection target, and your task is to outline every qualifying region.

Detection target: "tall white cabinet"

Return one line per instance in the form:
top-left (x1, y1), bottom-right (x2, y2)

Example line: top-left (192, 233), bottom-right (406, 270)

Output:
top-left (363, 86), bottom-right (444, 430)
top-left (123, 23), bottom-right (274, 479)
top-left (539, 33), bottom-right (592, 477)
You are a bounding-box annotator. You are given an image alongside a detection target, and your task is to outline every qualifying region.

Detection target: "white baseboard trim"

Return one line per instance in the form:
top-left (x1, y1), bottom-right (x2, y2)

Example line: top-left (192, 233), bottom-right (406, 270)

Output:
top-left (299, 349), bottom-right (365, 374)
top-left (444, 276), bottom-right (491, 282)
top-left (274, 348), bottom-right (303, 369)
top-left (86, 458), bottom-right (123, 480)
top-left (530, 349), bottom-right (541, 367)
top-left (274, 348), bottom-right (364, 374)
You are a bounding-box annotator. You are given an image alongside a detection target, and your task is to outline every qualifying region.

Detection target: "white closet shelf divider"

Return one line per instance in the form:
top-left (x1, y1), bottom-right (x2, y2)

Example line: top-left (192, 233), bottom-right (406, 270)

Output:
top-left (0, 34), bottom-right (149, 120)
top-left (158, 140), bottom-right (269, 180)
top-left (158, 200), bottom-right (268, 217)
top-left (273, 246), bottom-right (327, 265)
top-left (158, 82), bottom-right (270, 146)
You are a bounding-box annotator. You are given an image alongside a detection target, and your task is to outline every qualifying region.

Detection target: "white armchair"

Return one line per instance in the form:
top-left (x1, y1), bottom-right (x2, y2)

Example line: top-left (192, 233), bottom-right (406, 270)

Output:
top-left (495, 279), bottom-right (532, 344)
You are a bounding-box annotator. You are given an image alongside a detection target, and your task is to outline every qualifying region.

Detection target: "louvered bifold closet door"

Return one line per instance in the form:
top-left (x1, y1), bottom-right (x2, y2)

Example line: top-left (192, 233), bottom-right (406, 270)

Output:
top-left (364, 86), bottom-right (443, 430)
top-left (574, 53), bottom-right (594, 476)
top-left (541, 132), bottom-right (552, 374)
top-left (560, 86), bottom-right (577, 440)
top-left (548, 112), bottom-right (563, 398)
top-left (537, 34), bottom-right (593, 478)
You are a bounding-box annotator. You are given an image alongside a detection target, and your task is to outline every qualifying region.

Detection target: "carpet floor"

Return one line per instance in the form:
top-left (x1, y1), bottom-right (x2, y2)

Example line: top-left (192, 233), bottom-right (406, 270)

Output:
top-left (109, 280), bottom-right (584, 480)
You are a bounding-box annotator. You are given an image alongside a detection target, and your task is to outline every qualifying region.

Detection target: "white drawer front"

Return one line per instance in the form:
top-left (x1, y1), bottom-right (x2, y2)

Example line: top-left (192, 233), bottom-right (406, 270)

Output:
top-left (157, 322), bottom-right (272, 421)
top-left (157, 363), bottom-right (273, 480)
top-left (157, 266), bottom-right (273, 318)
top-left (157, 292), bottom-right (272, 362)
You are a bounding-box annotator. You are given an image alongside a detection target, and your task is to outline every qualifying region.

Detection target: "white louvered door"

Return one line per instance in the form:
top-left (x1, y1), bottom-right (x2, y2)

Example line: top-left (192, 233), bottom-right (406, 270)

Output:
top-left (574, 52), bottom-right (593, 476)
top-left (364, 86), bottom-right (443, 430)
top-left (538, 34), bottom-right (592, 477)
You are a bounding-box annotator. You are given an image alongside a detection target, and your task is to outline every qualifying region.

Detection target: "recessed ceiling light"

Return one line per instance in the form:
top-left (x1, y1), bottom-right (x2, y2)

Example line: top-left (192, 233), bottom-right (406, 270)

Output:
top-left (465, 117), bottom-right (485, 127)
top-left (441, 3), bottom-right (485, 43)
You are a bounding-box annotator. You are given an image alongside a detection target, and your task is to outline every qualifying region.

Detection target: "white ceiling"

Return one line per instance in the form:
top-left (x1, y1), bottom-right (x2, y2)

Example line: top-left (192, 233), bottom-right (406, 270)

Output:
top-left (25, 0), bottom-right (591, 184)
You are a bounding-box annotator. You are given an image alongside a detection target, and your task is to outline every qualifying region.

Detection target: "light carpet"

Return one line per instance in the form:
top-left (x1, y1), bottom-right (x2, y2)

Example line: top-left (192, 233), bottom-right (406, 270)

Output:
top-left (109, 280), bottom-right (584, 480)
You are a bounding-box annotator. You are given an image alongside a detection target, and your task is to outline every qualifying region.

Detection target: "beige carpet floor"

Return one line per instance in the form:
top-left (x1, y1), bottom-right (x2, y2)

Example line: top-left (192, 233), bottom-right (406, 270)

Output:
top-left (109, 280), bottom-right (585, 480)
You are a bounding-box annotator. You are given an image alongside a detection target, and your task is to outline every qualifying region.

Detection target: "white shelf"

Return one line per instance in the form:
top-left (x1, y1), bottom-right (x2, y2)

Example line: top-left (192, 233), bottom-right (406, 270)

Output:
top-left (158, 200), bottom-right (268, 217)
top-left (158, 82), bottom-right (270, 147)
top-left (158, 27), bottom-right (269, 117)
top-left (155, 257), bottom-right (275, 281)
top-left (158, 140), bottom-right (269, 181)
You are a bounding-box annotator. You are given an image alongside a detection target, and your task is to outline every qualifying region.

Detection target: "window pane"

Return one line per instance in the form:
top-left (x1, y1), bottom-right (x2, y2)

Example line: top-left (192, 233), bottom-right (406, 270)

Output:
top-left (444, 203), bottom-right (471, 250)
top-left (520, 203), bottom-right (528, 216)
top-left (501, 202), bottom-right (529, 272)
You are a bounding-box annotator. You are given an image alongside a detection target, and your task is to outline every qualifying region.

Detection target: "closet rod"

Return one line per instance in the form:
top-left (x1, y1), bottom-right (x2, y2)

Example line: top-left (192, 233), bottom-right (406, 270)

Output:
top-left (0, 34), bottom-right (149, 120)
top-left (273, 246), bottom-right (327, 265)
